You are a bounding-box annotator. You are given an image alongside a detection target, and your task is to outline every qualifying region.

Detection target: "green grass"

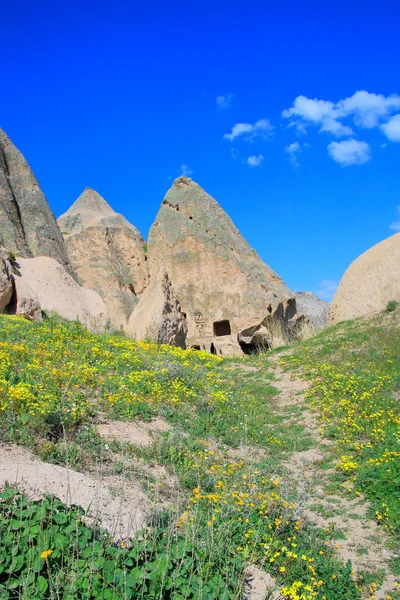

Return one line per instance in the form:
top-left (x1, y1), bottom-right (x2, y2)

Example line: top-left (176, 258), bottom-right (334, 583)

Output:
top-left (276, 310), bottom-right (400, 546)
top-left (2, 311), bottom-right (399, 598)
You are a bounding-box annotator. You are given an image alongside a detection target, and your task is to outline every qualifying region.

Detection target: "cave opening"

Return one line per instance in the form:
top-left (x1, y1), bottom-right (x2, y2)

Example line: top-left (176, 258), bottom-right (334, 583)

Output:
top-left (238, 340), bottom-right (268, 355)
top-left (213, 319), bottom-right (231, 337)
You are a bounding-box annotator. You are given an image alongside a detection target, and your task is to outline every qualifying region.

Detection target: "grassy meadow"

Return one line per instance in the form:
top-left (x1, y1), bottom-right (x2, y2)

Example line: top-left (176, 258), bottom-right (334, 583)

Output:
top-left (0, 310), bottom-right (399, 599)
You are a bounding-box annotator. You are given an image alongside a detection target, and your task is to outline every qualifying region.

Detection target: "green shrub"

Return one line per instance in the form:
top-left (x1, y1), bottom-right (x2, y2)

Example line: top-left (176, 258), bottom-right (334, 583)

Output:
top-left (385, 300), bottom-right (399, 313)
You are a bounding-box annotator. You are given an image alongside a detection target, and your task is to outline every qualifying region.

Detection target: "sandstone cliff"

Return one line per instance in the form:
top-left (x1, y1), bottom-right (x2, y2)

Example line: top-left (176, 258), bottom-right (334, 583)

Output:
top-left (295, 292), bottom-right (328, 331)
top-left (329, 232), bottom-right (400, 325)
top-left (13, 257), bottom-right (108, 329)
top-left (128, 177), bottom-right (299, 353)
top-left (0, 128), bottom-right (70, 269)
top-left (58, 188), bottom-right (148, 329)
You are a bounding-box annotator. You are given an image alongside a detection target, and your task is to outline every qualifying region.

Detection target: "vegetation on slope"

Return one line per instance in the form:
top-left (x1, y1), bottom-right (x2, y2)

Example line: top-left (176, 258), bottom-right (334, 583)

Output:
top-left (279, 310), bottom-right (400, 547)
top-left (0, 312), bottom-right (399, 599)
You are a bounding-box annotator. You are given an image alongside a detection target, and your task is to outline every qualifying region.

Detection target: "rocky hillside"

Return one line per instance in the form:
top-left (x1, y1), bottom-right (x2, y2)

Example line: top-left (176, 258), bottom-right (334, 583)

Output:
top-left (0, 128), bottom-right (333, 354)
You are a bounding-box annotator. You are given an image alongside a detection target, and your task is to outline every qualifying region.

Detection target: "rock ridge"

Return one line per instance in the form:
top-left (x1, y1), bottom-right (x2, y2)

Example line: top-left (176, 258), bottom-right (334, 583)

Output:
top-left (0, 128), bottom-right (70, 270)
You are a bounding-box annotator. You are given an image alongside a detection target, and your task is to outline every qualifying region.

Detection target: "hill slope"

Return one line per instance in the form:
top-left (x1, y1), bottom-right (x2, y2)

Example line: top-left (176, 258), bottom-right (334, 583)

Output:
top-left (0, 310), bottom-right (399, 599)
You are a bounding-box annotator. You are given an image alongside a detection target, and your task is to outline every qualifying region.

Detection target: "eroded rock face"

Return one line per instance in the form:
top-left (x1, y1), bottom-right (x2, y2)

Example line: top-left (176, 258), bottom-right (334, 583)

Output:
top-left (0, 129), bottom-right (70, 269)
top-left (128, 177), bottom-right (299, 354)
top-left (0, 245), bottom-right (13, 312)
top-left (128, 273), bottom-right (187, 347)
top-left (329, 232), bottom-right (400, 325)
top-left (14, 257), bottom-right (108, 330)
top-left (58, 189), bottom-right (148, 329)
top-left (13, 275), bottom-right (42, 321)
top-left (295, 292), bottom-right (329, 331)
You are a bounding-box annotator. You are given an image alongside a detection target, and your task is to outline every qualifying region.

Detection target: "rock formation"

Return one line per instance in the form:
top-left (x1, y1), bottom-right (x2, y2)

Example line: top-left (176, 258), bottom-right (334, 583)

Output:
top-left (295, 292), bottom-right (328, 331)
top-left (58, 189), bottom-right (148, 329)
top-left (0, 129), bottom-right (70, 269)
top-left (128, 177), bottom-right (300, 354)
top-left (128, 272), bottom-right (187, 346)
top-left (13, 257), bottom-right (108, 329)
top-left (0, 129), bottom-right (108, 328)
top-left (329, 232), bottom-right (400, 325)
top-left (0, 245), bottom-right (13, 312)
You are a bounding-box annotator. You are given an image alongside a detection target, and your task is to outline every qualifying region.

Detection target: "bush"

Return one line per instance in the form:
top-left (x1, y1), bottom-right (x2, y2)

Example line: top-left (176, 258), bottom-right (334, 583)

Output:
top-left (385, 300), bottom-right (399, 313)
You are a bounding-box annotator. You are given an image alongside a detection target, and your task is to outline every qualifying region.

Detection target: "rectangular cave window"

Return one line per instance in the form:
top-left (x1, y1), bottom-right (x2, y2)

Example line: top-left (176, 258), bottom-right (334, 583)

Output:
top-left (213, 319), bottom-right (231, 337)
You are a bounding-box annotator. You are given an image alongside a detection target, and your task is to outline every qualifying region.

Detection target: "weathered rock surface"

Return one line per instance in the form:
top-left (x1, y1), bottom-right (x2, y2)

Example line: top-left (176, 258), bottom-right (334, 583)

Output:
top-left (0, 245), bottom-right (13, 312)
top-left (13, 275), bottom-right (42, 321)
top-left (295, 292), bottom-right (329, 331)
top-left (14, 257), bottom-right (108, 329)
top-left (58, 188), bottom-right (148, 329)
top-left (0, 129), bottom-right (70, 269)
top-left (329, 232), bottom-right (400, 325)
top-left (128, 177), bottom-right (299, 354)
top-left (128, 273), bottom-right (187, 346)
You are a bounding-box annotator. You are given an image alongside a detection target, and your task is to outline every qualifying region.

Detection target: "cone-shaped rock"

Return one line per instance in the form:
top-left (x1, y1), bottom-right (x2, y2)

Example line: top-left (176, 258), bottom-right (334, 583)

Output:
top-left (128, 177), bottom-right (298, 354)
top-left (58, 188), bottom-right (148, 329)
top-left (329, 232), bottom-right (400, 325)
top-left (0, 129), bottom-right (70, 269)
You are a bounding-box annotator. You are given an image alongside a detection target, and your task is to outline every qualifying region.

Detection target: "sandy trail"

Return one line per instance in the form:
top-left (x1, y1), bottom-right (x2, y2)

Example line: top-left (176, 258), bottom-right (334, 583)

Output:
top-left (270, 361), bottom-right (398, 599)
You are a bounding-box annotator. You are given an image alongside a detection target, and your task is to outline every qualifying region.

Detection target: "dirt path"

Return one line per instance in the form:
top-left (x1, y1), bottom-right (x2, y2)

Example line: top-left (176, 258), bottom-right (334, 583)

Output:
top-left (0, 419), bottom-right (175, 542)
top-left (270, 360), bottom-right (398, 600)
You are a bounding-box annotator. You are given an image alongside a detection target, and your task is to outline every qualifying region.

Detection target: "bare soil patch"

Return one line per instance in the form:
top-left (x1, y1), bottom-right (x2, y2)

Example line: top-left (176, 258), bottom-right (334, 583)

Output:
top-left (0, 444), bottom-right (149, 540)
top-left (245, 564), bottom-right (280, 600)
top-left (97, 417), bottom-right (171, 447)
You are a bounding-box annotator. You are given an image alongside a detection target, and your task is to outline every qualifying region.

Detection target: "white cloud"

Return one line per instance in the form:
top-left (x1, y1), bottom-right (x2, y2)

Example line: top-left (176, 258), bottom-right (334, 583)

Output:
top-left (285, 141), bottom-right (302, 167)
top-left (381, 114), bottom-right (400, 142)
top-left (231, 148), bottom-right (239, 160)
top-left (282, 90), bottom-right (400, 139)
top-left (327, 139), bottom-right (371, 166)
top-left (180, 164), bottom-right (193, 176)
top-left (282, 95), bottom-right (351, 137)
top-left (338, 91), bottom-right (400, 128)
top-left (283, 96), bottom-right (338, 123)
top-left (315, 279), bottom-right (338, 301)
top-left (319, 118), bottom-right (354, 137)
top-left (223, 118), bottom-right (273, 142)
top-left (216, 93), bottom-right (234, 110)
top-left (247, 154), bottom-right (264, 167)
top-left (389, 206), bottom-right (400, 232)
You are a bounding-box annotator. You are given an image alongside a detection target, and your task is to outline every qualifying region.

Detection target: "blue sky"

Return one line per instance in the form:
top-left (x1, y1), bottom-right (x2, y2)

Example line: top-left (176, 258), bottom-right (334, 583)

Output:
top-left (2, 0), bottom-right (400, 300)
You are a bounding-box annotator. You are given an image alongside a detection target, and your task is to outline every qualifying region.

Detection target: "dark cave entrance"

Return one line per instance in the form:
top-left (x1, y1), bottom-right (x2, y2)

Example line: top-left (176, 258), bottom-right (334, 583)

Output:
top-left (213, 319), bottom-right (231, 337)
top-left (238, 340), bottom-right (269, 355)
